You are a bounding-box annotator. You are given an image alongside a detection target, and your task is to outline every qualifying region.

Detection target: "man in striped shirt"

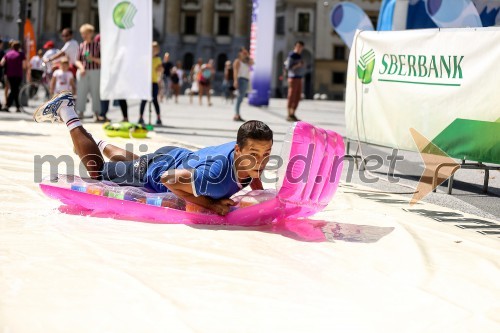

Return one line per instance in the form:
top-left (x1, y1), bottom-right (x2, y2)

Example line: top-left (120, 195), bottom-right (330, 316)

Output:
top-left (75, 23), bottom-right (102, 121)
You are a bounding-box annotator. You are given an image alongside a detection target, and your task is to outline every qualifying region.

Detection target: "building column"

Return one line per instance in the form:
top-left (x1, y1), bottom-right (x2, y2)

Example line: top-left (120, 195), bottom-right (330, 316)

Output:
top-left (234, 0), bottom-right (250, 37)
top-left (43, 0), bottom-right (58, 33)
top-left (232, 0), bottom-right (250, 58)
top-left (164, 0), bottom-right (181, 60)
top-left (166, 0), bottom-right (181, 35)
top-left (199, 0), bottom-right (215, 61)
top-left (201, 0), bottom-right (214, 36)
top-left (75, 0), bottom-right (88, 31)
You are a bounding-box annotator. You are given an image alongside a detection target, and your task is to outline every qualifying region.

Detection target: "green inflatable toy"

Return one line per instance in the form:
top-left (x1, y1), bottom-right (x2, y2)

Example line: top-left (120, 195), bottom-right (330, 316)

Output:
top-left (103, 122), bottom-right (149, 139)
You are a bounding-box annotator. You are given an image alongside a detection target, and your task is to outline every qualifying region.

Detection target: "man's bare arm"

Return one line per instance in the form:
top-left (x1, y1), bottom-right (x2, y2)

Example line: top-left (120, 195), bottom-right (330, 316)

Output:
top-left (160, 169), bottom-right (235, 215)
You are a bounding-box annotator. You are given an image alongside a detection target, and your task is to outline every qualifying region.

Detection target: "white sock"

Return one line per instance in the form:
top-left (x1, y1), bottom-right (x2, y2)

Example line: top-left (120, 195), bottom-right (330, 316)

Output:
top-left (96, 139), bottom-right (109, 155)
top-left (59, 105), bottom-right (82, 131)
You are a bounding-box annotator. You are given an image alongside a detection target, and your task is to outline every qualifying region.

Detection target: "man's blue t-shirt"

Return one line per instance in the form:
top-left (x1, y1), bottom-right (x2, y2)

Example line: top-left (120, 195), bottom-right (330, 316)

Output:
top-left (145, 141), bottom-right (250, 199)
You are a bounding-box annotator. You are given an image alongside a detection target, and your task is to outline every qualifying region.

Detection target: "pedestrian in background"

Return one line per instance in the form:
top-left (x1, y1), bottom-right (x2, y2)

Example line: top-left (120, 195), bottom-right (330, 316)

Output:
top-left (0, 40), bottom-right (5, 109)
top-left (170, 66), bottom-right (180, 104)
top-left (75, 23), bottom-right (101, 121)
top-left (46, 28), bottom-right (79, 77)
top-left (176, 60), bottom-right (186, 91)
top-left (1, 40), bottom-right (11, 108)
top-left (0, 40), bottom-right (26, 113)
top-left (285, 41), bottom-right (305, 122)
top-left (139, 41), bottom-right (163, 125)
top-left (29, 49), bottom-right (44, 82)
top-left (233, 47), bottom-right (253, 122)
top-left (197, 60), bottom-right (213, 106)
top-left (189, 58), bottom-right (203, 104)
top-left (42, 40), bottom-right (59, 80)
top-left (160, 52), bottom-right (173, 103)
top-left (0, 40), bottom-right (6, 88)
top-left (50, 57), bottom-right (75, 96)
top-left (100, 100), bottom-right (128, 122)
top-left (222, 60), bottom-right (234, 104)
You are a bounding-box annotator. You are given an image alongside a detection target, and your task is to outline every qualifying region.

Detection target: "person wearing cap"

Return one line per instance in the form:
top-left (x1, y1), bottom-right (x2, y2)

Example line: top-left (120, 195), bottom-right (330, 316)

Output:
top-left (45, 28), bottom-right (79, 77)
top-left (42, 40), bottom-right (59, 78)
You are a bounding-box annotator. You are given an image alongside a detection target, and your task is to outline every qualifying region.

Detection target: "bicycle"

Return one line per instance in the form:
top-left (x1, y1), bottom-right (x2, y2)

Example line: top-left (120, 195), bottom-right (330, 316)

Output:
top-left (18, 63), bottom-right (51, 116)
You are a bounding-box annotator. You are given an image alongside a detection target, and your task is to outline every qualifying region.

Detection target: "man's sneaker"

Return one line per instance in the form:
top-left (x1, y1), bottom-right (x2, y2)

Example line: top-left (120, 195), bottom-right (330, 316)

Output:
top-left (33, 90), bottom-right (75, 123)
top-left (138, 118), bottom-right (145, 124)
top-left (156, 119), bottom-right (162, 126)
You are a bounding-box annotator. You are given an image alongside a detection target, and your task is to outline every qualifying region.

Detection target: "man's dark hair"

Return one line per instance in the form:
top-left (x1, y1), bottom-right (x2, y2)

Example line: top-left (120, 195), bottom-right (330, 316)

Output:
top-left (237, 120), bottom-right (273, 148)
top-left (295, 41), bottom-right (305, 47)
top-left (62, 27), bottom-right (73, 36)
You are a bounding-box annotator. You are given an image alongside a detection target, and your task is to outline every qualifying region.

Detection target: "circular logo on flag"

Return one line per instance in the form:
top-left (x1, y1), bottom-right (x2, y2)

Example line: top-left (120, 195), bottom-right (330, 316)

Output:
top-left (113, 1), bottom-right (137, 29)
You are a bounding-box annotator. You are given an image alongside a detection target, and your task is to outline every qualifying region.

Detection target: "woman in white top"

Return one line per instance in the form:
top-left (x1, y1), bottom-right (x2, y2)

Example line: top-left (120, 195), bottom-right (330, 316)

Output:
top-left (233, 47), bottom-right (254, 122)
top-left (189, 58), bottom-right (203, 104)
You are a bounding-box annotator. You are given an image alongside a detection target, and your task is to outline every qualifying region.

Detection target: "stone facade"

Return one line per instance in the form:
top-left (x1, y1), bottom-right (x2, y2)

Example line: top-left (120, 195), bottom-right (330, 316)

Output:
top-left (6, 0), bottom-right (382, 100)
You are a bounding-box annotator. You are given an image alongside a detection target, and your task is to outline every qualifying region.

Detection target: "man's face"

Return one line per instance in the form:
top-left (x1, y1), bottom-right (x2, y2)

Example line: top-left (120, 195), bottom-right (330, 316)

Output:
top-left (61, 30), bottom-right (71, 42)
top-left (296, 44), bottom-right (304, 54)
top-left (234, 139), bottom-right (273, 179)
top-left (80, 30), bottom-right (92, 41)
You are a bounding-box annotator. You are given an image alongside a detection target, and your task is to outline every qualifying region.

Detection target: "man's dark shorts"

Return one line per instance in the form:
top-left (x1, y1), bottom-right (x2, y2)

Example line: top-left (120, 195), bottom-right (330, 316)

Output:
top-left (100, 146), bottom-right (177, 187)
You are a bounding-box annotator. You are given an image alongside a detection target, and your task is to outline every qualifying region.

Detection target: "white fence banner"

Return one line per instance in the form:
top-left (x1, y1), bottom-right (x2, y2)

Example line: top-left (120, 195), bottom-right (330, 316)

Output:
top-left (99, 0), bottom-right (152, 100)
top-left (345, 27), bottom-right (500, 152)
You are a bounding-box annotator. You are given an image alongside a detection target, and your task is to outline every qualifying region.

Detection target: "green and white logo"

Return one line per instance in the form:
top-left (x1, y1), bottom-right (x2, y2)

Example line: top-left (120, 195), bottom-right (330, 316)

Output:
top-left (357, 49), bottom-right (375, 84)
top-left (113, 1), bottom-right (137, 29)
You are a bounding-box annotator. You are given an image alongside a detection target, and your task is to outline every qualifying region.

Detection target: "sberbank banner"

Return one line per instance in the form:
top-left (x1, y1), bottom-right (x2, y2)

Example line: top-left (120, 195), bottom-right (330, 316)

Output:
top-left (345, 28), bottom-right (500, 163)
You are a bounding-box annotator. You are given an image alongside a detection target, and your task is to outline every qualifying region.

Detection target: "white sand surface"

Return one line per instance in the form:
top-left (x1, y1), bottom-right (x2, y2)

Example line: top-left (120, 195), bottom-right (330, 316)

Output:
top-left (0, 119), bottom-right (499, 333)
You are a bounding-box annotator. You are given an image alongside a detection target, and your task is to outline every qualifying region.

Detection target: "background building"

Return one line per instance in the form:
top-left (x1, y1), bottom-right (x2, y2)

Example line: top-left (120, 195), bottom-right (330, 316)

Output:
top-left (0, 0), bottom-right (42, 42)
top-left (0, 0), bottom-right (381, 100)
top-left (314, 0), bottom-right (381, 100)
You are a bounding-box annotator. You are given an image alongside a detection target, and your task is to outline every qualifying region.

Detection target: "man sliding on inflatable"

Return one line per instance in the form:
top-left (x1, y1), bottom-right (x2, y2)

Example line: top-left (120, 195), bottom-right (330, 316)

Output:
top-left (33, 91), bottom-right (273, 216)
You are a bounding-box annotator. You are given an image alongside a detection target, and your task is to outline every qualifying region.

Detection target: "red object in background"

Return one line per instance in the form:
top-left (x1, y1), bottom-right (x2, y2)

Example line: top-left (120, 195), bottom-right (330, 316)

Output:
top-left (24, 19), bottom-right (36, 60)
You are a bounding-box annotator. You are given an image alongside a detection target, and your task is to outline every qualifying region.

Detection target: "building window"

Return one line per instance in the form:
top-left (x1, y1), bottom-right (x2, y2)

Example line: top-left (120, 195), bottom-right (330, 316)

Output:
top-left (218, 15), bottom-right (230, 35)
top-left (60, 9), bottom-right (73, 31)
top-left (183, 53), bottom-right (194, 71)
top-left (0, 0), bottom-right (4, 17)
top-left (332, 72), bottom-right (346, 85)
top-left (297, 12), bottom-right (310, 33)
top-left (216, 0), bottom-right (233, 11)
top-left (6, 0), bottom-right (13, 18)
top-left (182, 0), bottom-right (200, 10)
top-left (333, 45), bottom-right (345, 60)
top-left (58, 0), bottom-right (76, 7)
top-left (184, 14), bottom-right (197, 35)
top-left (276, 16), bottom-right (285, 35)
top-left (216, 54), bottom-right (227, 72)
